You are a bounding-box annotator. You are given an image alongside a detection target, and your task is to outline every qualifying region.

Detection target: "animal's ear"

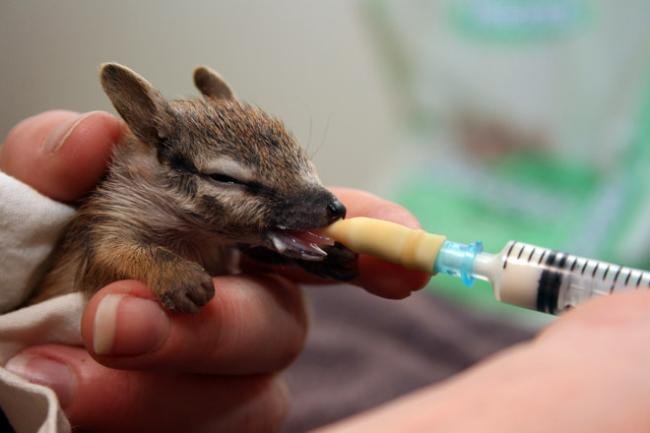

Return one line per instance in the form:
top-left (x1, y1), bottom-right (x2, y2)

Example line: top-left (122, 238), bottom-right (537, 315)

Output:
top-left (193, 66), bottom-right (234, 101)
top-left (100, 63), bottom-right (174, 145)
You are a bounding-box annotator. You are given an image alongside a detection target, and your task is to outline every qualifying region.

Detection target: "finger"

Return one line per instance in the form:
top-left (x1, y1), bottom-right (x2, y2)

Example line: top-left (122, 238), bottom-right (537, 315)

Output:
top-left (5, 345), bottom-right (288, 433)
top-left (330, 187), bottom-right (422, 228)
top-left (0, 110), bottom-right (125, 202)
top-left (80, 277), bottom-right (307, 374)
top-left (243, 187), bottom-right (431, 298)
top-left (325, 188), bottom-right (431, 297)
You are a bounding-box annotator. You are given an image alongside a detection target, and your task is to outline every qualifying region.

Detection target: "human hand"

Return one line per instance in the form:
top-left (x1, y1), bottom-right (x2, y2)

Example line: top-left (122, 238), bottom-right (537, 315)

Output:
top-left (318, 291), bottom-right (650, 433)
top-left (1, 111), bottom-right (429, 433)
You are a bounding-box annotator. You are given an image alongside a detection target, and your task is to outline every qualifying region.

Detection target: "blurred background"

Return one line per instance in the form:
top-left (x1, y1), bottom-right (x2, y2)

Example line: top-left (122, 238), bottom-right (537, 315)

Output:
top-left (3, 0), bottom-right (649, 316)
top-left (2, 0), bottom-right (650, 430)
top-left (0, 1), bottom-right (398, 192)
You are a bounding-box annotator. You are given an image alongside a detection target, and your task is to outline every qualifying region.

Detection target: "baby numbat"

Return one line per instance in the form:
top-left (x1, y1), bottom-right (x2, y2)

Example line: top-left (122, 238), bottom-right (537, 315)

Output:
top-left (29, 63), bottom-right (358, 313)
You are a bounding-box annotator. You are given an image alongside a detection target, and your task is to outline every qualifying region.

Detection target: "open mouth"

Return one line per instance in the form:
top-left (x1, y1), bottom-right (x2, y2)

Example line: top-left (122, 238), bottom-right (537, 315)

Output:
top-left (267, 229), bottom-right (335, 261)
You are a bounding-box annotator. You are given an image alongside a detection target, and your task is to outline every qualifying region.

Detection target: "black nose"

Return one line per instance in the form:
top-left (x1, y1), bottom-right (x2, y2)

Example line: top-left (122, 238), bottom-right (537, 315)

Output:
top-left (326, 198), bottom-right (346, 222)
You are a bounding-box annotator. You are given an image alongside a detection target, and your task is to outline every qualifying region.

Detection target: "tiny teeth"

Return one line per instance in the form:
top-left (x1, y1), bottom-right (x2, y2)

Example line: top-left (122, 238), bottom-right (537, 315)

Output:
top-left (309, 244), bottom-right (327, 256)
top-left (270, 235), bottom-right (288, 253)
top-left (268, 231), bottom-right (328, 260)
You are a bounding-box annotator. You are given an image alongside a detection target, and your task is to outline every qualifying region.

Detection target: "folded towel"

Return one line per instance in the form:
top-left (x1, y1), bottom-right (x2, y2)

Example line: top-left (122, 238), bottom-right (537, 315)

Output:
top-left (0, 171), bottom-right (78, 433)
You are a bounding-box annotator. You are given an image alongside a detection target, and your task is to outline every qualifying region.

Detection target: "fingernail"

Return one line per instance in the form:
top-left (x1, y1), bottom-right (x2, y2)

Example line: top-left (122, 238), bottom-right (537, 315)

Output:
top-left (42, 112), bottom-right (91, 153)
top-left (5, 354), bottom-right (76, 409)
top-left (93, 294), bottom-right (170, 356)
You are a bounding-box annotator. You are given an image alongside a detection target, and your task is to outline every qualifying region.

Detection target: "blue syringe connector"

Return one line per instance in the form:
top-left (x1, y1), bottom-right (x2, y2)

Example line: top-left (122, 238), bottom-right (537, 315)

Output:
top-left (434, 240), bottom-right (483, 287)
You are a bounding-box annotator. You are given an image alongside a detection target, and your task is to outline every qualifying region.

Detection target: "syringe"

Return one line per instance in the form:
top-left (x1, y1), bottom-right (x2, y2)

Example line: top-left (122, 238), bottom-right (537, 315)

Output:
top-left (323, 217), bottom-right (650, 314)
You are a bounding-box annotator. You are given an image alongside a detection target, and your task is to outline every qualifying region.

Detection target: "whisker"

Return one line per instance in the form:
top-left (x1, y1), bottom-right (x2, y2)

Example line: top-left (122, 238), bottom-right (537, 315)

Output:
top-left (307, 114), bottom-right (313, 154)
top-left (311, 113), bottom-right (332, 160)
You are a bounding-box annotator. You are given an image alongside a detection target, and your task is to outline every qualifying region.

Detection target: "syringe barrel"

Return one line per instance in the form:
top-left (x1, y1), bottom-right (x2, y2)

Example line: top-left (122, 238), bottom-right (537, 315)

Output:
top-left (492, 241), bottom-right (650, 314)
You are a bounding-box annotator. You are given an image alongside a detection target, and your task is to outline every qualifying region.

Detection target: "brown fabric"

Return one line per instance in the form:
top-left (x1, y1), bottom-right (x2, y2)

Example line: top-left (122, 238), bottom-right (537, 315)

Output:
top-left (283, 285), bottom-right (534, 433)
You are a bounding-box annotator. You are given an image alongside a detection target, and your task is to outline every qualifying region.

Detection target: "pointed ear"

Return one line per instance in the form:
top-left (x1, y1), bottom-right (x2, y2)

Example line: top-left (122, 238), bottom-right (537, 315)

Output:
top-left (100, 63), bottom-right (174, 145)
top-left (193, 66), bottom-right (234, 101)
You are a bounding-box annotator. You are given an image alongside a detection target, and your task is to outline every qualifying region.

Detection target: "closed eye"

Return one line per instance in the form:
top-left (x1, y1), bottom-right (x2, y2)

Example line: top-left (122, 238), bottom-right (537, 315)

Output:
top-left (206, 173), bottom-right (266, 195)
top-left (209, 173), bottom-right (246, 186)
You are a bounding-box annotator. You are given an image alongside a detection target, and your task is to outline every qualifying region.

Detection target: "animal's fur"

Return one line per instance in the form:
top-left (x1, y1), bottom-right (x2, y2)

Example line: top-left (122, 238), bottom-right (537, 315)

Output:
top-left (28, 63), bottom-right (357, 312)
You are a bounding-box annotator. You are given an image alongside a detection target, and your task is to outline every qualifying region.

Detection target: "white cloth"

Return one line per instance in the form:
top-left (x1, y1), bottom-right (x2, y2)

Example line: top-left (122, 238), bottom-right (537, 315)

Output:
top-left (0, 170), bottom-right (82, 433)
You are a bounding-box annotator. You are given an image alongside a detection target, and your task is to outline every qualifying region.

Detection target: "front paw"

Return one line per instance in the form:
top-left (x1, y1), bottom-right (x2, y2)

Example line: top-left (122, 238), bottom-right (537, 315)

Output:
top-left (297, 242), bottom-right (358, 281)
top-left (154, 263), bottom-right (214, 313)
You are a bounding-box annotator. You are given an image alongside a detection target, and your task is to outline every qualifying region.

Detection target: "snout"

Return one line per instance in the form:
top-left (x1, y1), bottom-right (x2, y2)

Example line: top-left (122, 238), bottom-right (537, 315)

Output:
top-left (270, 188), bottom-right (347, 230)
top-left (265, 189), bottom-right (347, 260)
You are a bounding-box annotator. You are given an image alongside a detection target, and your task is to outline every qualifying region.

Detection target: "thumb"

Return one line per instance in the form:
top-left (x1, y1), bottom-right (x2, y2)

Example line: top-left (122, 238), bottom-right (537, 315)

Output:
top-left (0, 110), bottom-right (125, 202)
top-left (4, 345), bottom-right (287, 433)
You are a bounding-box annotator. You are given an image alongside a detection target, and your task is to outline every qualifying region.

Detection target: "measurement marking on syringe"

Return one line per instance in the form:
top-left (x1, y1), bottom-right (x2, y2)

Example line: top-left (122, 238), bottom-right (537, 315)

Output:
top-left (538, 250), bottom-right (547, 265)
top-left (503, 242), bottom-right (517, 269)
top-left (527, 247), bottom-right (536, 262)
top-left (517, 245), bottom-right (525, 259)
top-left (602, 265), bottom-right (610, 280)
top-left (591, 262), bottom-right (599, 278)
top-left (570, 257), bottom-right (578, 272)
top-left (612, 266), bottom-right (622, 283)
top-left (624, 270), bottom-right (632, 286)
top-left (610, 266), bottom-right (622, 293)
top-left (636, 273), bottom-right (643, 288)
top-left (581, 260), bottom-right (588, 275)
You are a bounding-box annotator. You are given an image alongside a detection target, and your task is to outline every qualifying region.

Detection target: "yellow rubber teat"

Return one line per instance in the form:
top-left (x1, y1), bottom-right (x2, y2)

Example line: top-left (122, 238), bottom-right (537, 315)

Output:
top-left (322, 217), bottom-right (446, 274)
